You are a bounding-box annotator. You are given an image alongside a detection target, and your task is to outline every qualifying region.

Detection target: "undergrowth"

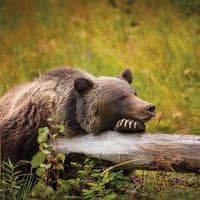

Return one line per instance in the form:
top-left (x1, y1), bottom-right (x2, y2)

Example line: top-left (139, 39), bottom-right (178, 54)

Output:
top-left (1, 126), bottom-right (199, 200)
top-left (0, 159), bottom-right (200, 200)
top-left (0, 160), bottom-right (33, 200)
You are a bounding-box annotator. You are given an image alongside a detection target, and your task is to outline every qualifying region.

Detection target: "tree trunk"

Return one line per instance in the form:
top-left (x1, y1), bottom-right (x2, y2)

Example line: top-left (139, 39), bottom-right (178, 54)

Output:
top-left (52, 132), bottom-right (200, 173)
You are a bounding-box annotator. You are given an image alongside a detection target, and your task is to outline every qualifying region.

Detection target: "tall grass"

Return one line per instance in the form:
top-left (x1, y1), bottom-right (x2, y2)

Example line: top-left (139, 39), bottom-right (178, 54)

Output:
top-left (0, 160), bottom-right (34, 200)
top-left (0, 1), bottom-right (199, 134)
top-left (0, 2), bottom-right (199, 199)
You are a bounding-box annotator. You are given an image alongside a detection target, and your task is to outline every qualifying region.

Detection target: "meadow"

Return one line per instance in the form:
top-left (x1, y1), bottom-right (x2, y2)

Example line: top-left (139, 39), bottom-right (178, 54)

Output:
top-left (0, 0), bottom-right (200, 199)
top-left (0, 0), bottom-right (199, 134)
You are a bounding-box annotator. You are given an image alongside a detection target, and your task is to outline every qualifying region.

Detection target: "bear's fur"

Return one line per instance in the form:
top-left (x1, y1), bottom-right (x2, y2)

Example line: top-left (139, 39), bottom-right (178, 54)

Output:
top-left (0, 68), bottom-right (155, 162)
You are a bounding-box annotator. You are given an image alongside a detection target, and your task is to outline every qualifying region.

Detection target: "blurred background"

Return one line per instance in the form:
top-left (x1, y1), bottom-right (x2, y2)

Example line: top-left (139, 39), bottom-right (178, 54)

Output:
top-left (0, 0), bottom-right (199, 134)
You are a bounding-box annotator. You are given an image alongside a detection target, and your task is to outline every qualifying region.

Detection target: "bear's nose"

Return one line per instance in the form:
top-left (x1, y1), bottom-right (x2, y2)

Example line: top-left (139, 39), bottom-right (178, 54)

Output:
top-left (146, 104), bottom-right (156, 115)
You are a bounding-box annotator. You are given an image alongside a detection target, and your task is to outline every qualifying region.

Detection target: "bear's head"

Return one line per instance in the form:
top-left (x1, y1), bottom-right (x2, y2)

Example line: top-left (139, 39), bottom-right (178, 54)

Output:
top-left (74, 69), bottom-right (156, 134)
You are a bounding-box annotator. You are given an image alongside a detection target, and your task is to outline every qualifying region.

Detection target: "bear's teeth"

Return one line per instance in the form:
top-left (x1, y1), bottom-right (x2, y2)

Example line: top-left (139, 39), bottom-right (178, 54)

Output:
top-left (129, 121), bottom-right (133, 128)
top-left (134, 121), bottom-right (137, 129)
top-left (116, 120), bottom-right (121, 128)
top-left (119, 119), bottom-right (126, 126)
top-left (124, 119), bottom-right (129, 127)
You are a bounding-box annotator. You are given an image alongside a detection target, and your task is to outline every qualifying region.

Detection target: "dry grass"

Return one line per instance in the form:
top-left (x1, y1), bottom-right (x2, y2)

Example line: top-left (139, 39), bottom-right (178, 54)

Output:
top-left (1, 0), bottom-right (199, 134)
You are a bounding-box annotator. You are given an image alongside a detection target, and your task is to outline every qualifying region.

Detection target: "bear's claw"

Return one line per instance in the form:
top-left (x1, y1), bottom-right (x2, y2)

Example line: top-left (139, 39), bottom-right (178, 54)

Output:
top-left (114, 118), bottom-right (145, 133)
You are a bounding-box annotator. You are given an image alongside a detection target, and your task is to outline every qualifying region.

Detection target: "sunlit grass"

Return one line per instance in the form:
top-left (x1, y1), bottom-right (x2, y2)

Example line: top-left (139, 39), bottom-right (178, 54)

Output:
top-left (0, 0), bottom-right (199, 134)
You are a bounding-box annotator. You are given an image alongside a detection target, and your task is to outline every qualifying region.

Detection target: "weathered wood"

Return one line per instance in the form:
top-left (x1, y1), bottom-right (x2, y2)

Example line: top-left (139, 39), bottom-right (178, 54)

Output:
top-left (52, 132), bottom-right (200, 173)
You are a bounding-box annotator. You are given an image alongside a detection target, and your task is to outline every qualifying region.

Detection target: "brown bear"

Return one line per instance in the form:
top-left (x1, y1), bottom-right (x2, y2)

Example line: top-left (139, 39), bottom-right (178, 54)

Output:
top-left (0, 68), bottom-right (156, 162)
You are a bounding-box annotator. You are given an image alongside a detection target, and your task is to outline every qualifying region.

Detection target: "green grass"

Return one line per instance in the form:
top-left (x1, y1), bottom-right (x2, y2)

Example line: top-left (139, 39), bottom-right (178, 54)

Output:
top-left (0, 159), bottom-right (199, 200)
top-left (0, 160), bottom-right (34, 200)
top-left (0, 0), bottom-right (199, 134)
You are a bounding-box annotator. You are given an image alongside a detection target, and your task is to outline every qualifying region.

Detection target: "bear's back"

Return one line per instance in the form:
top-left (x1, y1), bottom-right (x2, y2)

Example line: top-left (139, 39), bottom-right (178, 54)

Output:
top-left (0, 67), bottom-right (93, 120)
top-left (0, 82), bottom-right (39, 119)
top-left (40, 67), bottom-right (93, 82)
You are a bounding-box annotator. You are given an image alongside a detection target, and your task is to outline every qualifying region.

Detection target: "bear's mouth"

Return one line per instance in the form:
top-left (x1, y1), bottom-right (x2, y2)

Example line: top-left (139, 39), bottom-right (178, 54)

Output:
top-left (114, 118), bottom-right (146, 133)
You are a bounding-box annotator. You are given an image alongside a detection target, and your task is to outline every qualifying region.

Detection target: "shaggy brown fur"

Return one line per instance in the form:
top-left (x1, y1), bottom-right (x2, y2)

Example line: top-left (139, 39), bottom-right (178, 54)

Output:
top-left (0, 68), bottom-right (155, 162)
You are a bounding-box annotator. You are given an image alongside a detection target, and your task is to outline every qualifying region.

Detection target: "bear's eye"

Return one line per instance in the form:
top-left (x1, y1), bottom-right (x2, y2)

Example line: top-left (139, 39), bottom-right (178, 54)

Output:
top-left (134, 91), bottom-right (138, 96)
top-left (119, 95), bottom-right (127, 101)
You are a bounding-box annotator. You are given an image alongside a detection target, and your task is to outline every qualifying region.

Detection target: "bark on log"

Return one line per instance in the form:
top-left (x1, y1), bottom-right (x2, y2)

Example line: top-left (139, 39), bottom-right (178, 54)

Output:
top-left (52, 132), bottom-right (200, 173)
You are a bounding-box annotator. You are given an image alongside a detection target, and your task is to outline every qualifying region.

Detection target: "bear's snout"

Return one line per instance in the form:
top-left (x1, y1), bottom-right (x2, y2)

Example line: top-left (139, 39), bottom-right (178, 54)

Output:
top-left (126, 96), bottom-right (156, 123)
top-left (145, 104), bottom-right (156, 116)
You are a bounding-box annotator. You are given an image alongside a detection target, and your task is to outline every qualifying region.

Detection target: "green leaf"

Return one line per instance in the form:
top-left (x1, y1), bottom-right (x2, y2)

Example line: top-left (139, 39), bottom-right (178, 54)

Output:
top-left (102, 172), bottom-right (113, 185)
top-left (31, 180), bottom-right (54, 197)
top-left (31, 152), bottom-right (46, 168)
top-left (39, 143), bottom-right (52, 154)
top-left (70, 162), bottom-right (82, 168)
top-left (37, 127), bottom-right (49, 144)
top-left (31, 180), bottom-right (46, 197)
top-left (42, 143), bottom-right (52, 149)
top-left (40, 163), bottom-right (52, 169)
top-left (44, 186), bottom-right (54, 196)
top-left (56, 153), bottom-right (65, 164)
top-left (57, 179), bottom-right (71, 193)
top-left (50, 133), bottom-right (58, 139)
top-left (56, 124), bottom-right (65, 133)
top-left (53, 163), bottom-right (64, 170)
top-left (103, 193), bottom-right (117, 200)
top-left (36, 167), bottom-right (46, 178)
top-left (41, 149), bottom-right (51, 155)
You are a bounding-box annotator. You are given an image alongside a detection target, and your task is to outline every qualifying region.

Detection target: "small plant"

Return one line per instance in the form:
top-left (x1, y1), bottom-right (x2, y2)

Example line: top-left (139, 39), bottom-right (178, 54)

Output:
top-left (30, 124), bottom-right (135, 199)
top-left (0, 160), bottom-right (34, 200)
top-left (66, 159), bottom-right (133, 199)
top-left (31, 124), bottom-right (66, 199)
top-left (29, 123), bottom-right (200, 200)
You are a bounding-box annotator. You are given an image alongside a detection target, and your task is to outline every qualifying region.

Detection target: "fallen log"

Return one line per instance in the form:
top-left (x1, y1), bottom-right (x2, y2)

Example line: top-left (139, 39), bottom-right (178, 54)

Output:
top-left (52, 132), bottom-right (200, 173)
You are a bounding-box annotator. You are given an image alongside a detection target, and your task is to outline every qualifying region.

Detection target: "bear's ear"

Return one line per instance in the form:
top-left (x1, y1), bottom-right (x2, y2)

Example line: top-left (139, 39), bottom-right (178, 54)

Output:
top-left (119, 69), bottom-right (133, 84)
top-left (74, 78), bottom-right (94, 94)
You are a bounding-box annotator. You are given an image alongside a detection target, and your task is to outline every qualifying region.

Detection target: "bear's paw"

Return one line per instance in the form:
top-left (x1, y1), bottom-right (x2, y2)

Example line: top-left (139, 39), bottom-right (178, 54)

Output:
top-left (114, 119), bottom-right (145, 133)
